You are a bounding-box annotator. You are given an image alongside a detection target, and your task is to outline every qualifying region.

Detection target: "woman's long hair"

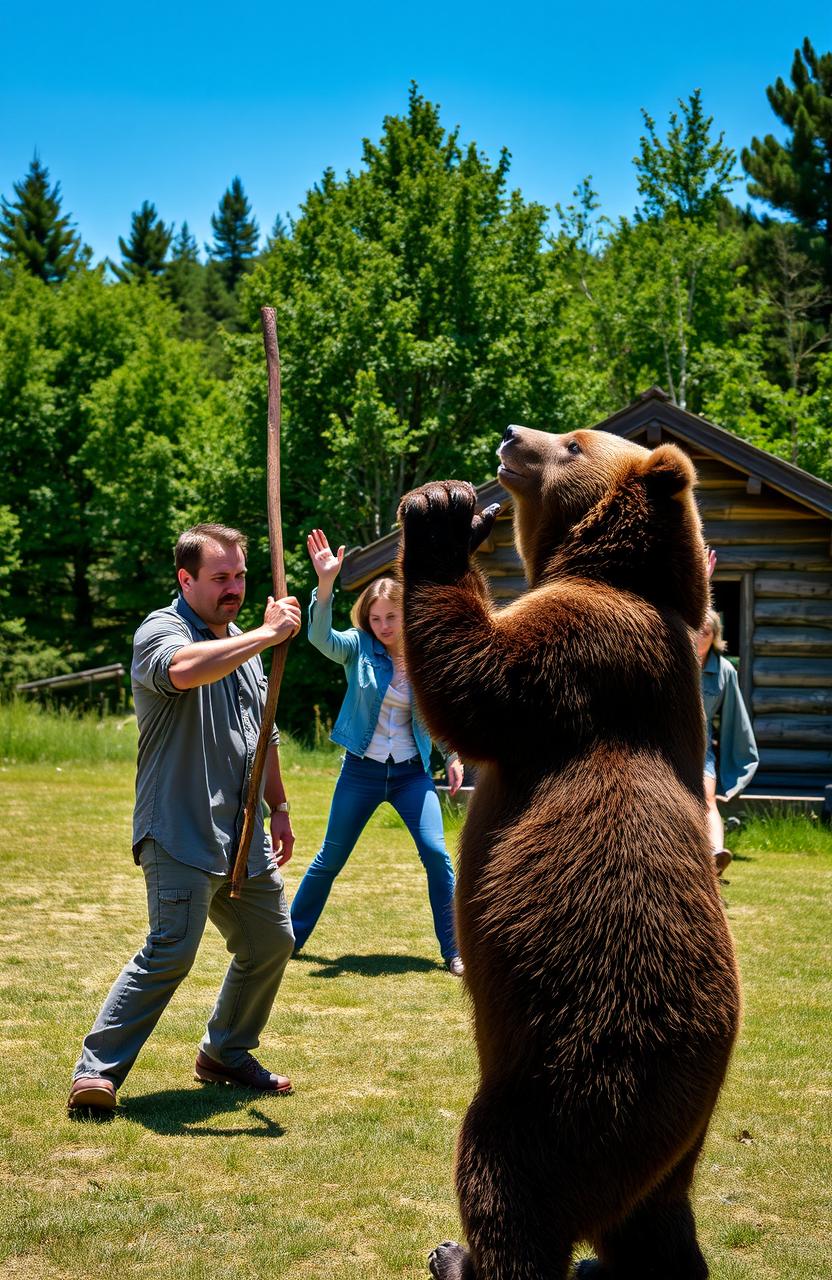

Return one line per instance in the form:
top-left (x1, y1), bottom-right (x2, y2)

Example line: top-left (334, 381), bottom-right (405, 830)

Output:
top-left (701, 607), bottom-right (727, 654)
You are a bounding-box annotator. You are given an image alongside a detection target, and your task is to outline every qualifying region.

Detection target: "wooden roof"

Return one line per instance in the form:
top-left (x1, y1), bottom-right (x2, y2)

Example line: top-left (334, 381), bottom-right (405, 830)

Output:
top-left (340, 387), bottom-right (832, 589)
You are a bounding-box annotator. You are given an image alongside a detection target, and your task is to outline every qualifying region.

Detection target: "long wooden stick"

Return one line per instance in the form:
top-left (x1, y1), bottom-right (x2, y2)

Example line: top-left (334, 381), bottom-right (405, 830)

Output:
top-left (230, 307), bottom-right (291, 898)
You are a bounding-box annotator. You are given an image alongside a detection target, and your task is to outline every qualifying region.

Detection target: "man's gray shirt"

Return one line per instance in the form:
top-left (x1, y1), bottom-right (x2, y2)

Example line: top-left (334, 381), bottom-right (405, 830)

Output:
top-left (131, 595), bottom-right (278, 877)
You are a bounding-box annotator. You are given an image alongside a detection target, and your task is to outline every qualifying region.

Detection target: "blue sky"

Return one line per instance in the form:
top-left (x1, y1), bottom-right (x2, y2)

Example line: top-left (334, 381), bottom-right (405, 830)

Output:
top-left (2, 2), bottom-right (831, 264)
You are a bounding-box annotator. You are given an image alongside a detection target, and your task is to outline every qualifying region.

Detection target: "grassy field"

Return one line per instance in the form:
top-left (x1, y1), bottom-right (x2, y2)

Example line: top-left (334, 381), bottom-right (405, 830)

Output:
top-left (0, 740), bottom-right (830, 1279)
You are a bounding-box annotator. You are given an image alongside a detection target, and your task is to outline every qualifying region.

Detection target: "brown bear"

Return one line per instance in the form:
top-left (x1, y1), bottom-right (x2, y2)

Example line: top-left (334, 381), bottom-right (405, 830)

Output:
top-left (397, 424), bottom-right (741, 1280)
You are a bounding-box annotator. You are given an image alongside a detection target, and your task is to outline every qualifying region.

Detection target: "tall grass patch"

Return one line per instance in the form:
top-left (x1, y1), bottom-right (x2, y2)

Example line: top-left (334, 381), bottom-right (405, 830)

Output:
top-left (730, 808), bottom-right (832, 858)
top-left (0, 698), bottom-right (138, 764)
top-left (0, 700), bottom-right (343, 771)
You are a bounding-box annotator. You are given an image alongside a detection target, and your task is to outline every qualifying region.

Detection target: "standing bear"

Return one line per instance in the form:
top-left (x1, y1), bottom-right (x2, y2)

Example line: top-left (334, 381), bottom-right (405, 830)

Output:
top-left (397, 425), bottom-right (740, 1280)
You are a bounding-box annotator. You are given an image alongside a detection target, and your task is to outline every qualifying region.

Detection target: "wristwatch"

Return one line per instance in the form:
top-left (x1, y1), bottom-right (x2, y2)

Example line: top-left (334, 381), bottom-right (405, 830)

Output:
top-left (271, 801), bottom-right (290, 814)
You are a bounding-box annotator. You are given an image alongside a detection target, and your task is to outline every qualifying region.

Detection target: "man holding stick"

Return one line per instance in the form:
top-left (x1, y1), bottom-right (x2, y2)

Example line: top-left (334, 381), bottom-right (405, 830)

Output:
top-left (69, 523), bottom-right (301, 1111)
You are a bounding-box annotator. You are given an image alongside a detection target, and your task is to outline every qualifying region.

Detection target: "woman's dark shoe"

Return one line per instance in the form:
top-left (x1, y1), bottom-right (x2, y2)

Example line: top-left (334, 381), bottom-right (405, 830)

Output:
top-left (714, 849), bottom-right (732, 875)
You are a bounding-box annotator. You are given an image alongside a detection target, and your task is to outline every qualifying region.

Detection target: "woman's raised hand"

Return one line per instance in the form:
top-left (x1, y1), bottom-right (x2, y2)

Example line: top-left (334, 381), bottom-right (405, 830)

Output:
top-left (307, 528), bottom-right (345, 585)
top-left (706, 546), bottom-right (717, 580)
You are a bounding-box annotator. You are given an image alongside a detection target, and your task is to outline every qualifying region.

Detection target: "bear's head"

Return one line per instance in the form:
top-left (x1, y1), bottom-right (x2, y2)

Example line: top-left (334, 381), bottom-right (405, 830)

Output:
top-left (496, 425), bottom-right (707, 628)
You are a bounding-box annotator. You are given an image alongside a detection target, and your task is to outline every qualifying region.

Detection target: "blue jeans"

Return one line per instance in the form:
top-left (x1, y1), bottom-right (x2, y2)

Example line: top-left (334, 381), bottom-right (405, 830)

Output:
top-left (290, 752), bottom-right (458, 961)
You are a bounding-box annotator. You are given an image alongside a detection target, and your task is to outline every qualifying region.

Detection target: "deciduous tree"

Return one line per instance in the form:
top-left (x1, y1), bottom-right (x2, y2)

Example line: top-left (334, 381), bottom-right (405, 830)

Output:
top-left (0, 267), bottom-right (236, 669)
top-left (239, 84), bottom-right (553, 549)
top-left (556, 93), bottom-right (743, 411)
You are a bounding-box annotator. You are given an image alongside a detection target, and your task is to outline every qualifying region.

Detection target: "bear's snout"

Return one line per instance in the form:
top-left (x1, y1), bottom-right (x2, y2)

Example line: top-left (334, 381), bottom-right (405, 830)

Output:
top-left (497, 424), bottom-right (537, 487)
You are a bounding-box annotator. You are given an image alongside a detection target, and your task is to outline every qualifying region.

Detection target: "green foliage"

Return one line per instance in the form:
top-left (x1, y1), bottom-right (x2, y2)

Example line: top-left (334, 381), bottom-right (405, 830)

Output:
top-left (555, 93), bottom-right (744, 413)
top-left (227, 84), bottom-right (565, 726)
top-left (742, 37), bottom-right (832, 291)
top-left (209, 176), bottom-right (259, 292)
top-left (0, 265), bottom-right (239, 677)
top-left (240, 84), bottom-right (554, 548)
top-left (0, 503), bottom-right (21, 605)
top-left (0, 506), bottom-right (71, 687)
top-left (164, 223), bottom-right (204, 332)
top-left (0, 155), bottom-right (86, 283)
top-left (635, 88), bottom-right (737, 221)
top-left (0, 70), bottom-right (830, 726)
top-left (694, 219), bottom-right (832, 478)
top-left (111, 200), bottom-right (173, 282)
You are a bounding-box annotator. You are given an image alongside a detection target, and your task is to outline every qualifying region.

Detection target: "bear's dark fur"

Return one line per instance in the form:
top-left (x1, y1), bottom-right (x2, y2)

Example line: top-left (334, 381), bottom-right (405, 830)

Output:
top-left (398, 425), bottom-right (740, 1280)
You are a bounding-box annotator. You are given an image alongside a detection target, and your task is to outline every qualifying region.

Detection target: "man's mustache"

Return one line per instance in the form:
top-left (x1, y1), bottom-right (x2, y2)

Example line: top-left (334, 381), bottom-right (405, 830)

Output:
top-left (220, 595), bottom-right (241, 606)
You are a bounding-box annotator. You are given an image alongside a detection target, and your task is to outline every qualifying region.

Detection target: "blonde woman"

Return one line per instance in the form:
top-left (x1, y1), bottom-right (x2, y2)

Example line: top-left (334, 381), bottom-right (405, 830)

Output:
top-left (696, 607), bottom-right (759, 874)
top-left (290, 529), bottom-right (464, 974)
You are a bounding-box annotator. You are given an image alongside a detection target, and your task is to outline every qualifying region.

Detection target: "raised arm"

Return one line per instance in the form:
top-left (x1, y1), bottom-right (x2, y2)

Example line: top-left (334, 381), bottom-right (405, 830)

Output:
top-left (168, 596), bottom-right (301, 690)
top-left (398, 481), bottom-right (528, 759)
top-left (306, 528), bottom-right (359, 665)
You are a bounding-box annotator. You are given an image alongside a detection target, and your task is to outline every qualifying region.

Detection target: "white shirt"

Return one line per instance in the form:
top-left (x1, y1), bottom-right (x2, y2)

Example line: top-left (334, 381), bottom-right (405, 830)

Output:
top-left (364, 673), bottom-right (419, 763)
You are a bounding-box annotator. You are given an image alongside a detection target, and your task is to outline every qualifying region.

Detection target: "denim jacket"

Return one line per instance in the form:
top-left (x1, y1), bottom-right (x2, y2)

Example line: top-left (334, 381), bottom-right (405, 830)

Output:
top-left (701, 649), bottom-right (759, 800)
top-left (308, 587), bottom-right (444, 773)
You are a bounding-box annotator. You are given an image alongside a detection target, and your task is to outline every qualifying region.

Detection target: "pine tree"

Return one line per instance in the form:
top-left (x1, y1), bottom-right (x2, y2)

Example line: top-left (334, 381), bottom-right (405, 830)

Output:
top-left (208, 177), bottom-right (259, 290)
top-left (265, 213), bottom-right (288, 251)
top-left (170, 221), bottom-right (199, 266)
top-left (0, 156), bottom-right (85, 282)
top-left (112, 201), bottom-right (173, 282)
top-left (163, 223), bottom-right (205, 338)
top-left (742, 38), bottom-right (832, 287)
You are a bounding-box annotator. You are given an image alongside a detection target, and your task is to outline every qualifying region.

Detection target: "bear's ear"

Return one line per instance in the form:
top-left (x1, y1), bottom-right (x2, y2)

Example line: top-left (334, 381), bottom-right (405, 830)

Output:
top-left (641, 443), bottom-right (696, 498)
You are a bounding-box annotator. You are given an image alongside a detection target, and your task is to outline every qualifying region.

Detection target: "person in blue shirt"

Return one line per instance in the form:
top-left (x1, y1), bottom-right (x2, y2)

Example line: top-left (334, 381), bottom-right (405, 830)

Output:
top-left (290, 528), bottom-right (465, 975)
top-left (696, 606), bottom-right (759, 876)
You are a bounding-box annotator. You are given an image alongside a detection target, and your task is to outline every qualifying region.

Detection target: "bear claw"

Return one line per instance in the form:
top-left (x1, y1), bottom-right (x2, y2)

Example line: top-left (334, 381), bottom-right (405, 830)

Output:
top-left (428, 1240), bottom-right (469, 1279)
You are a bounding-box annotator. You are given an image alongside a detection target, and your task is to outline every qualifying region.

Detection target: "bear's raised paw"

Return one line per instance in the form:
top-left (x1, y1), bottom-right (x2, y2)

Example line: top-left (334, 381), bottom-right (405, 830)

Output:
top-left (399, 481), bottom-right (499, 583)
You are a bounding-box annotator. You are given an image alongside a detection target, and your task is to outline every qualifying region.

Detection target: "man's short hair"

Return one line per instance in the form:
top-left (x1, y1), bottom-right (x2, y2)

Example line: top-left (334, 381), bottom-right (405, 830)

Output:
top-left (175, 524), bottom-right (249, 578)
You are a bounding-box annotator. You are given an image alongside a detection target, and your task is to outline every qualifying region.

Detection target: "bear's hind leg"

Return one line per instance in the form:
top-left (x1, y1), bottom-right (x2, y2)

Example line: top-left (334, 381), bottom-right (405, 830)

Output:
top-left (590, 1142), bottom-right (709, 1280)
top-left (451, 1088), bottom-right (575, 1279)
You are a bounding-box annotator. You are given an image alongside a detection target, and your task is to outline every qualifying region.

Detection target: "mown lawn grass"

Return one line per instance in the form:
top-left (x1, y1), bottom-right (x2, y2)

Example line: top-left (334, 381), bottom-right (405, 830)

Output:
top-left (0, 751), bottom-right (830, 1280)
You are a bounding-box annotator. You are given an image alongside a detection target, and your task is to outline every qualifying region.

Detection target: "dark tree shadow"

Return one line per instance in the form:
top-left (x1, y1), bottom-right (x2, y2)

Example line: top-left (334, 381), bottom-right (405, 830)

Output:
top-left (293, 951), bottom-right (443, 978)
top-left (118, 1088), bottom-right (288, 1137)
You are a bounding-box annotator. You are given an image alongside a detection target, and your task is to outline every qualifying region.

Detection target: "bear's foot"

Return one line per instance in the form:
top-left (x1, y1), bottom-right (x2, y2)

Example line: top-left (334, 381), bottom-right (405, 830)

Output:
top-left (428, 1240), bottom-right (473, 1280)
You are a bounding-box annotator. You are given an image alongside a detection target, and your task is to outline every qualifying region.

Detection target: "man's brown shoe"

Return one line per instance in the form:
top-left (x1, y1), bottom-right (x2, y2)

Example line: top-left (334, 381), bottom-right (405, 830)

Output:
top-left (194, 1049), bottom-right (293, 1094)
top-left (68, 1075), bottom-right (117, 1110)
